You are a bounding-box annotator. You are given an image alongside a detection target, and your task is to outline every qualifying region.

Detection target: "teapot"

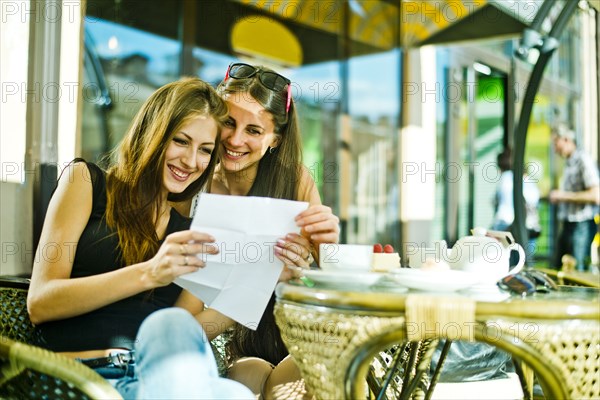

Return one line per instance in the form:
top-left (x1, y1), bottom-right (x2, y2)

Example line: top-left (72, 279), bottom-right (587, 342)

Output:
top-left (446, 227), bottom-right (525, 286)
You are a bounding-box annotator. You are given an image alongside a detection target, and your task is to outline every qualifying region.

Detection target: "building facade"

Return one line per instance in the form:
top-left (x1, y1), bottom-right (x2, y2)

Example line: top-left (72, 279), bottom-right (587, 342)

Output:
top-left (1, 0), bottom-right (598, 275)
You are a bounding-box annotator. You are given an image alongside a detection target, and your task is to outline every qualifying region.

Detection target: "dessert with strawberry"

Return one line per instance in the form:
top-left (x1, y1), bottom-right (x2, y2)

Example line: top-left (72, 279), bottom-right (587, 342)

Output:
top-left (371, 243), bottom-right (400, 272)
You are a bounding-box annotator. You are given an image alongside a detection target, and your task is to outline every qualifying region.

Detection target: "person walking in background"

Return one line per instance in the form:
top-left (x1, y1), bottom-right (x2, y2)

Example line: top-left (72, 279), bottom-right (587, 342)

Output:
top-left (491, 146), bottom-right (541, 263)
top-left (550, 123), bottom-right (600, 271)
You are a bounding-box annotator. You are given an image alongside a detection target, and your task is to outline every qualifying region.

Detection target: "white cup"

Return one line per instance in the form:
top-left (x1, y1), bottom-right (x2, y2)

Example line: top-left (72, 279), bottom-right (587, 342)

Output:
top-left (319, 244), bottom-right (373, 272)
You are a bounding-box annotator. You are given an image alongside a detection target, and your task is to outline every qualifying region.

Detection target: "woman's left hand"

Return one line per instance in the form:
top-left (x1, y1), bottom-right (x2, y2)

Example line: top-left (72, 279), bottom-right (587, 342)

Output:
top-left (295, 205), bottom-right (340, 245)
top-left (274, 233), bottom-right (313, 282)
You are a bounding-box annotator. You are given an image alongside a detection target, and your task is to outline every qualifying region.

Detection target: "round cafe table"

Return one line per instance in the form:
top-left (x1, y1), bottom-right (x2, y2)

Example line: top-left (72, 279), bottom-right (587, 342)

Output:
top-left (274, 281), bottom-right (600, 399)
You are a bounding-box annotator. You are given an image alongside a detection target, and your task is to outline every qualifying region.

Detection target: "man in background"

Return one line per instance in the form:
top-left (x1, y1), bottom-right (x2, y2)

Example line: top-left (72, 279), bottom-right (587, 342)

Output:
top-left (550, 123), bottom-right (600, 271)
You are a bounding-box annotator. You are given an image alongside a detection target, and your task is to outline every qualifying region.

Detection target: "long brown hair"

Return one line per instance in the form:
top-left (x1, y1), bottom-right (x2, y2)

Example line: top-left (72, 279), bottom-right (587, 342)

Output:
top-left (218, 67), bottom-right (302, 364)
top-left (105, 77), bottom-right (228, 266)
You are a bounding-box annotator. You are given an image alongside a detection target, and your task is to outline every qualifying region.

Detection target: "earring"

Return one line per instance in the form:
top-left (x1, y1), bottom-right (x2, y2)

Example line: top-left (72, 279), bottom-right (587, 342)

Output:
top-left (269, 147), bottom-right (275, 154)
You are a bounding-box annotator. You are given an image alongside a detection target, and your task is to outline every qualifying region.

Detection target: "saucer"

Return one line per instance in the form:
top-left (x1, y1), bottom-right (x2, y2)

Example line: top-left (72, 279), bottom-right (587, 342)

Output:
top-left (372, 275), bottom-right (410, 293)
top-left (302, 269), bottom-right (384, 287)
top-left (460, 284), bottom-right (511, 301)
top-left (389, 268), bottom-right (478, 292)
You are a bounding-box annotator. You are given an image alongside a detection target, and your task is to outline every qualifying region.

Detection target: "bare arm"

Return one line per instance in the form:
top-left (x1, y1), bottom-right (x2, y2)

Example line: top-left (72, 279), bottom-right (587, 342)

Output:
top-left (175, 290), bottom-right (234, 341)
top-left (549, 185), bottom-right (600, 205)
top-left (295, 166), bottom-right (340, 247)
top-left (275, 167), bottom-right (340, 275)
top-left (28, 162), bottom-right (153, 324)
top-left (28, 162), bottom-right (217, 325)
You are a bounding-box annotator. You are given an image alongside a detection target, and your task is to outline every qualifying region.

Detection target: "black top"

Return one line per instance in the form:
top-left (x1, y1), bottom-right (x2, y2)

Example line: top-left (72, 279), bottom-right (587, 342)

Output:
top-left (35, 161), bottom-right (190, 352)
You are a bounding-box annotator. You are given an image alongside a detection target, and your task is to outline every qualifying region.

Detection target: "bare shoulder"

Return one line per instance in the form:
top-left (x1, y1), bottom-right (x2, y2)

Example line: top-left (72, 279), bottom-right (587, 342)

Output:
top-left (29, 161), bottom-right (95, 292)
top-left (56, 161), bottom-right (93, 194)
top-left (297, 165), bottom-right (321, 204)
top-left (35, 162), bottom-right (93, 258)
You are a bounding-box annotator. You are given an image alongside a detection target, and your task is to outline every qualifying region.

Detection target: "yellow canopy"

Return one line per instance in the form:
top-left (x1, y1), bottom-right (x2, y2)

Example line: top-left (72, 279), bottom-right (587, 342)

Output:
top-left (232, 0), bottom-right (546, 49)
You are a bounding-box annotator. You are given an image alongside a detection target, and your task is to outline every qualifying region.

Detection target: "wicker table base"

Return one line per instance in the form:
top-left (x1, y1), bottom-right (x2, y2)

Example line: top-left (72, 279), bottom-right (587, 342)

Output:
top-left (275, 284), bottom-right (600, 400)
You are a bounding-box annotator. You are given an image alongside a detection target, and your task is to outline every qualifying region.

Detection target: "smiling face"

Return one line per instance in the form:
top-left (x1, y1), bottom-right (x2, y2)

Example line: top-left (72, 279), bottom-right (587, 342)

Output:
top-left (162, 115), bottom-right (218, 195)
top-left (220, 93), bottom-right (280, 176)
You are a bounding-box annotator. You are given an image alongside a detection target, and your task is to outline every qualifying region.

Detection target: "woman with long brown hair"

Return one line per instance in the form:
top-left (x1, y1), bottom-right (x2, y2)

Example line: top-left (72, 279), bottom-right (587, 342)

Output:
top-left (212, 63), bottom-right (339, 399)
top-left (27, 77), bottom-right (252, 398)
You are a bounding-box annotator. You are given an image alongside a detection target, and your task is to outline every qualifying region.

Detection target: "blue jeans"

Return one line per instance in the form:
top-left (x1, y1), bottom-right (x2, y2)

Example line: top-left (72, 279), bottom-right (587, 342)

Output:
top-left (557, 220), bottom-right (597, 271)
top-left (97, 308), bottom-right (253, 399)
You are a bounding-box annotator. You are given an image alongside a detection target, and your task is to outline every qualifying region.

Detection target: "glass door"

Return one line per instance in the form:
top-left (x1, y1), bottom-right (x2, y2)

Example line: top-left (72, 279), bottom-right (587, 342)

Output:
top-left (472, 67), bottom-right (507, 230)
top-left (452, 64), bottom-right (507, 239)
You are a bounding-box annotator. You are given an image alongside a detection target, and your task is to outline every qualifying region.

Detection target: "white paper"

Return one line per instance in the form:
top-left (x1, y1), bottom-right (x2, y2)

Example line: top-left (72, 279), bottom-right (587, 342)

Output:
top-left (175, 193), bottom-right (308, 329)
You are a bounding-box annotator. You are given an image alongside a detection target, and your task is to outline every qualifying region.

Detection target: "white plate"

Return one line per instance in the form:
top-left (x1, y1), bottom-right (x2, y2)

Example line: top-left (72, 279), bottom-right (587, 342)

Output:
top-left (371, 275), bottom-right (410, 293)
top-left (460, 284), bottom-right (511, 301)
top-left (389, 268), bottom-right (478, 292)
top-left (302, 269), bottom-right (385, 287)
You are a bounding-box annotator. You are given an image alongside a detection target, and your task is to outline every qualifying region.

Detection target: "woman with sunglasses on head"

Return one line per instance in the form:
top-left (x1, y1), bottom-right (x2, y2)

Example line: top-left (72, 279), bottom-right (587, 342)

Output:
top-left (215, 62), bottom-right (339, 262)
top-left (27, 77), bottom-right (253, 399)
top-left (207, 63), bottom-right (339, 399)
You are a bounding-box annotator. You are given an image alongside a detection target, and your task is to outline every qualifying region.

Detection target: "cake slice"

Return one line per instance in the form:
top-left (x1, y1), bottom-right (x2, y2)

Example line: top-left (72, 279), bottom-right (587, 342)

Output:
top-left (371, 244), bottom-right (401, 272)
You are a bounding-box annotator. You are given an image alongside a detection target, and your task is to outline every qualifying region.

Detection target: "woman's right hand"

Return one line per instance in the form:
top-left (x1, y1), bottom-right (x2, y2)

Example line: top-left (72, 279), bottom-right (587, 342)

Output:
top-left (145, 230), bottom-right (219, 287)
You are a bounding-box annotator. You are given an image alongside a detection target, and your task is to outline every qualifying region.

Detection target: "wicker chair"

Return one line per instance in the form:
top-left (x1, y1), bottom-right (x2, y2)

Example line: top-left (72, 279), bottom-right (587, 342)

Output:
top-left (536, 267), bottom-right (600, 288)
top-left (0, 276), bottom-right (230, 398)
top-left (0, 276), bottom-right (122, 399)
top-left (0, 336), bottom-right (123, 399)
top-left (0, 277), bottom-right (35, 344)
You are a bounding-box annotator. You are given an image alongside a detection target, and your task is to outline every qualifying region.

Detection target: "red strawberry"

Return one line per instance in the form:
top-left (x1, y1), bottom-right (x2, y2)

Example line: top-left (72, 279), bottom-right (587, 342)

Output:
top-left (373, 243), bottom-right (383, 253)
top-left (383, 244), bottom-right (394, 253)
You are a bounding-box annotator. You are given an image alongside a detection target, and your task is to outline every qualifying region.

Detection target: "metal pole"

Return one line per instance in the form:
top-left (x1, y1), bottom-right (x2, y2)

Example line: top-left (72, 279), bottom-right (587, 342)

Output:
top-left (338, 0), bottom-right (350, 244)
top-left (28, 0), bottom-right (63, 251)
top-left (515, 0), bottom-right (556, 60)
top-left (513, 0), bottom-right (580, 248)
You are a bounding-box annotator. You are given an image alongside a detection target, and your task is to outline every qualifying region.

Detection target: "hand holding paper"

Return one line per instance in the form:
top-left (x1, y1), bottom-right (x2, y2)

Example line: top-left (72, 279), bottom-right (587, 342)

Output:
top-left (175, 193), bottom-right (308, 329)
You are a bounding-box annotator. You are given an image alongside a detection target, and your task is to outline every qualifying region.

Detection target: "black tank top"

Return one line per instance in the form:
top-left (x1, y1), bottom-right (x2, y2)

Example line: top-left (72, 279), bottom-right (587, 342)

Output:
top-left (35, 161), bottom-right (189, 352)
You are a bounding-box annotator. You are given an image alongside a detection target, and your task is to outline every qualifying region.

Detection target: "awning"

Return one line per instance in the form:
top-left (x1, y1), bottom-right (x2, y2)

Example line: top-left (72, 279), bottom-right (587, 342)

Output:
top-left (233, 0), bottom-right (550, 49)
top-left (405, 0), bottom-right (534, 46)
top-left (233, 0), bottom-right (399, 50)
top-left (85, 0), bottom-right (591, 65)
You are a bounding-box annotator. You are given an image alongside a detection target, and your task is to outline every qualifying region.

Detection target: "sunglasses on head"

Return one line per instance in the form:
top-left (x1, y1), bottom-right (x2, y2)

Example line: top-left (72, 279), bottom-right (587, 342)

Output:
top-left (225, 63), bottom-right (292, 114)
